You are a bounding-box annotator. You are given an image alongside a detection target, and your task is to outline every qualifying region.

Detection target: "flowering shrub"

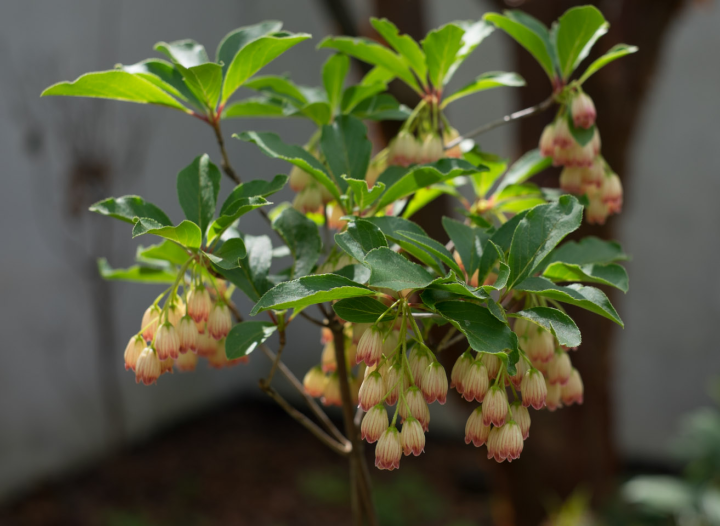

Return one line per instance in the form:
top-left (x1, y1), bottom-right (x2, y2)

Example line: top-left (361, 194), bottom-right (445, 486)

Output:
top-left (43, 5), bottom-right (635, 521)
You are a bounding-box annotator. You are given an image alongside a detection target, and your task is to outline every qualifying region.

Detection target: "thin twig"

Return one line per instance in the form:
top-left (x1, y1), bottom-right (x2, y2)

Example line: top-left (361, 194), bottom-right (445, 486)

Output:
top-left (262, 327), bottom-right (286, 387)
top-left (298, 311), bottom-right (328, 328)
top-left (445, 95), bottom-right (556, 149)
top-left (210, 119), bottom-right (240, 184)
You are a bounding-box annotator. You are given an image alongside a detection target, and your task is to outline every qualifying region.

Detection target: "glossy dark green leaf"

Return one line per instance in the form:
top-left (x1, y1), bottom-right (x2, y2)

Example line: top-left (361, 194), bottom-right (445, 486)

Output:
top-left (442, 71), bottom-right (524, 107)
top-left (398, 230), bottom-right (464, 278)
top-left (579, 43), bottom-right (638, 84)
top-left (504, 10), bottom-right (559, 74)
top-left (216, 21), bottom-right (284, 75)
top-left (322, 53), bottom-right (349, 111)
top-left (203, 238), bottom-right (247, 269)
top-left (370, 18), bottom-right (427, 85)
top-left (349, 93), bottom-right (411, 121)
top-left (272, 207), bottom-right (321, 278)
top-left (331, 264), bottom-right (371, 284)
top-left (222, 32), bottom-right (311, 104)
top-left (514, 276), bottom-right (623, 326)
top-left (236, 131), bottom-right (341, 202)
top-left (422, 23), bottom-right (465, 88)
top-left (507, 196), bottom-right (583, 289)
top-left (435, 300), bottom-right (519, 374)
top-left (207, 197), bottom-right (270, 245)
top-left (97, 258), bottom-right (176, 284)
top-left (555, 6), bottom-right (608, 79)
top-left (484, 13), bottom-right (555, 80)
top-left (155, 39), bottom-right (209, 68)
top-left (333, 296), bottom-right (394, 323)
top-left (42, 71), bottom-right (188, 112)
top-left (335, 220), bottom-right (388, 262)
top-left (495, 148), bottom-right (552, 192)
top-left (344, 177), bottom-right (385, 211)
top-left (244, 74), bottom-right (308, 105)
top-left (136, 240), bottom-right (189, 266)
top-left (362, 216), bottom-right (442, 273)
top-left (225, 321), bottom-right (277, 359)
top-left (364, 247), bottom-right (435, 291)
top-left (543, 262), bottom-right (629, 292)
top-left (250, 274), bottom-right (373, 315)
top-left (442, 217), bottom-right (486, 277)
top-left (481, 241), bottom-right (510, 292)
top-left (341, 83), bottom-right (387, 114)
top-left (89, 195), bottom-right (171, 226)
top-left (176, 154), bottom-right (221, 235)
top-left (234, 234), bottom-right (275, 300)
top-left (566, 112), bottom-right (596, 147)
top-left (544, 236), bottom-right (628, 268)
top-left (132, 219), bottom-right (203, 249)
top-left (321, 115), bottom-right (372, 191)
top-left (424, 281), bottom-right (489, 305)
top-left (511, 307), bottom-right (581, 347)
top-left (476, 211), bottom-right (527, 283)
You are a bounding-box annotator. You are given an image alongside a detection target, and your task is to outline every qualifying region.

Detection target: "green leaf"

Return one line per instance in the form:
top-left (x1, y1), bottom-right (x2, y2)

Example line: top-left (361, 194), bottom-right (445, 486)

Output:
top-left (496, 149), bottom-right (552, 192)
top-left (136, 240), bottom-right (190, 266)
top-left (225, 321), bottom-right (277, 359)
top-left (543, 262), bottom-right (629, 292)
top-left (223, 174), bottom-right (288, 202)
top-left (175, 62), bottom-right (223, 110)
top-left (244, 75), bottom-right (308, 105)
top-left (216, 21), bottom-right (284, 75)
top-left (507, 195), bottom-right (583, 289)
top-left (481, 241), bottom-right (510, 292)
top-left (422, 23), bottom-right (465, 88)
top-left (236, 234), bottom-right (274, 300)
top-left (510, 307), bottom-right (581, 347)
top-left (155, 39), bottom-right (209, 68)
top-left (322, 53), bottom-right (349, 112)
top-left (579, 43), bottom-right (638, 84)
top-left (397, 230), bottom-right (464, 278)
top-left (97, 258), bottom-right (177, 284)
top-left (362, 216), bottom-right (442, 274)
top-left (349, 93), bottom-right (411, 121)
top-left (222, 32), bottom-right (311, 104)
top-left (272, 207), bottom-right (321, 278)
top-left (341, 83), bottom-right (387, 114)
top-left (331, 264), bottom-right (371, 284)
top-left (364, 248), bottom-right (435, 291)
top-left (335, 220), bottom-right (388, 262)
top-left (544, 236), bottom-right (628, 267)
top-left (514, 276), bottom-right (623, 326)
top-left (477, 210), bottom-right (527, 283)
top-left (434, 300), bottom-right (519, 374)
top-left (424, 281), bottom-right (489, 306)
top-left (333, 296), bottom-right (393, 323)
top-left (318, 36), bottom-right (421, 93)
top-left (494, 183), bottom-right (546, 214)
top-left (89, 195), bottom-right (171, 226)
top-left (504, 10), bottom-right (559, 74)
top-left (204, 238), bottom-right (247, 269)
top-left (555, 6), bottom-right (609, 79)
top-left (484, 13), bottom-right (555, 80)
top-left (370, 18), bottom-right (427, 84)
top-left (207, 197), bottom-right (270, 245)
top-left (120, 59), bottom-right (201, 107)
top-left (176, 154), bottom-right (221, 235)
top-left (250, 274), bottom-right (373, 315)
top-left (321, 115), bottom-right (372, 191)
top-left (132, 219), bottom-right (203, 249)
top-left (236, 131), bottom-right (341, 202)
top-left (375, 159), bottom-right (480, 209)
top-left (42, 71), bottom-right (188, 112)
top-left (445, 20), bottom-right (496, 84)
top-left (566, 111), bottom-right (596, 147)
top-left (222, 97), bottom-right (287, 118)
top-left (464, 148), bottom-right (508, 198)
top-left (442, 217), bottom-right (486, 277)
top-left (344, 177), bottom-right (385, 211)
top-left (442, 71), bottom-right (524, 107)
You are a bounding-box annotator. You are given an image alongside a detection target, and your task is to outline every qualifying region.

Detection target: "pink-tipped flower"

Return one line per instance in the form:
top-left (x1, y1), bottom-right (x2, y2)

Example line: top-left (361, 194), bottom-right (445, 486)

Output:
top-left (389, 131), bottom-right (419, 167)
top-left (207, 303), bottom-right (231, 340)
top-left (195, 333), bottom-right (217, 357)
top-left (450, 351), bottom-right (474, 393)
top-left (352, 323), bottom-right (371, 344)
top-left (443, 128), bottom-right (463, 158)
top-left (383, 364), bottom-right (403, 406)
top-left (195, 319), bottom-right (206, 335)
top-left (547, 351), bottom-right (572, 385)
top-left (292, 185), bottom-right (323, 213)
top-left (375, 427), bottom-right (402, 470)
top-left (560, 167), bottom-right (584, 194)
top-left (303, 365), bottom-right (327, 397)
top-left (565, 142), bottom-right (595, 168)
top-left (358, 371), bottom-right (385, 411)
top-left (508, 358), bottom-right (529, 389)
top-left (586, 190), bottom-right (610, 225)
top-left (462, 360), bottom-right (489, 402)
top-left (553, 118), bottom-right (574, 149)
top-left (166, 300), bottom-right (184, 327)
top-left (124, 335), bottom-right (145, 371)
top-left (582, 159), bottom-right (605, 188)
top-left (400, 387), bottom-right (430, 431)
top-left (571, 92), bottom-right (597, 129)
top-left (175, 351), bottom-right (198, 372)
top-left (546, 379), bottom-right (563, 411)
top-left (187, 285), bottom-right (211, 323)
top-left (482, 386), bottom-right (509, 427)
top-left (361, 405), bottom-right (389, 443)
top-left (321, 373), bottom-right (342, 407)
top-left (511, 402), bottom-right (531, 440)
top-left (207, 340), bottom-right (228, 369)
top-left (289, 165), bottom-right (312, 192)
top-left (141, 305), bottom-right (161, 342)
top-left (321, 340), bottom-right (336, 373)
top-left (601, 173), bottom-right (623, 214)
top-left (465, 407), bottom-right (491, 447)
top-left (419, 134), bottom-right (443, 164)
top-left (356, 326), bottom-right (383, 367)
top-left (159, 357), bottom-right (174, 375)
top-left (421, 362), bottom-right (448, 404)
top-left (521, 369), bottom-right (547, 410)
top-left (480, 353), bottom-right (501, 380)
top-left (539, 123), bottom-right (556, 157)
top-left (401, 418), bottom-right (425, 456)
top-left (490, 422), bottom-right (524, 463)
top-left (516, 320), bottom-right (555, 364)
top-left (155, 322), bottom-right (180, 360)
top-left (135, 347), bottom-right (160, 385)
top-left (408, 345), bottom-right (431, 388)
top-left (177, 316), bottom-right (198, 354)
top-left (561, 368), bottom-right (584, 406)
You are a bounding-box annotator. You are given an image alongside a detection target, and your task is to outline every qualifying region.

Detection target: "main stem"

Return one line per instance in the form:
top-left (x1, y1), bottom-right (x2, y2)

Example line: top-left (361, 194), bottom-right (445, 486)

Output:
top-left (330, 316), bottom-right (377, 525)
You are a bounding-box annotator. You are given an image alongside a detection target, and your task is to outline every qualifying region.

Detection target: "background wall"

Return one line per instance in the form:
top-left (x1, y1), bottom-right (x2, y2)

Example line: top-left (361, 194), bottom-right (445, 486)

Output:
top-left (0, 0), bottom-right (716, 500)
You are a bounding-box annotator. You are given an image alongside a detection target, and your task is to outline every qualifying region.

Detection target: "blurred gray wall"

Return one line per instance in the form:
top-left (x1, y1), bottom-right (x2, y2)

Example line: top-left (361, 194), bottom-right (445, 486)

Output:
top-left (0, 0), bottom-right (717, 500)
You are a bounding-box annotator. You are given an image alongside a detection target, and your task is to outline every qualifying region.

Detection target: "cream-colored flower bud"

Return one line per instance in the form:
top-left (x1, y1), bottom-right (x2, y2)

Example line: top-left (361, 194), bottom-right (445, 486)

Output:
top-left (187, 285), bottom-right (211, 323)
top-left (482, 386), bottom-right (509, 427)
top-left (375, 427), bottom-right (402, 470)
top-left (547, 351), bottom-right (572, 385)
top-left (155, 322), bottom-right (180, 360)
top-left (401, 418), bottom-right (425, 456)
top-left (177, 316), bottom-right (198, 354)
top-left (361, 405), bottom-right (388, 444)
top-left (561, 368), bottom-right (584, 406)
top-left (465, 407), bottom-right (491, 447)
top-left (175, 351), bottom-right (198, 372)
top-left (124, 335), bottom-right (145, 372)
top-left (510, 402), bottom-right (531, 440)
top-left (521, 369), bottom-right (547, 410)
top-left (303, 365), bottom-right (327, 397)
top-left (135, 347), bottom-right (160, 385)
top-left (321, 373), bottom-right (342, 407)
top-left (141, 305), bottom-right (161, 342)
